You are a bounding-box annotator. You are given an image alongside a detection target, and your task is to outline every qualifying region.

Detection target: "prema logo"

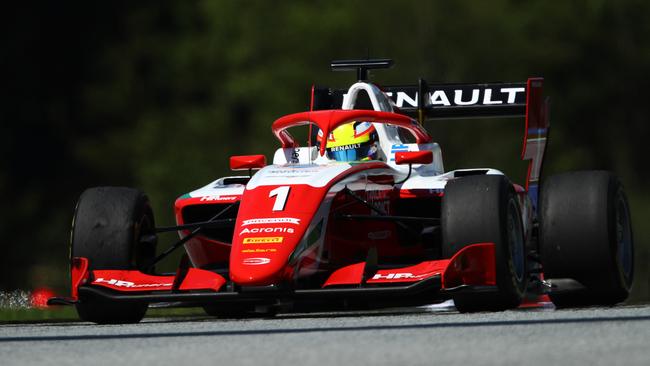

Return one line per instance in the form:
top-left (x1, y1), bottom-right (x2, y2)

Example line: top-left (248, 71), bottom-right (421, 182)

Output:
top-left (243, 237), bottom-right (283, 244)
top-left (242, 217), bottom-right (300, 226)
top-left (93, 278), bottom-right (172, 288)
top-left (239, 227), bottom-right (294, 236)
top-left (242, 257), bottom-right (271, 265)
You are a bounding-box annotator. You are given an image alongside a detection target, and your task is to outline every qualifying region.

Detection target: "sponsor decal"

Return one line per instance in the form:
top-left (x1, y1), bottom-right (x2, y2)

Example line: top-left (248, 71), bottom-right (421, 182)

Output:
top-left (329, 143), bottom-right (362, 152)
top-left (372, 272), bottom-right (427, 280)
top-left (385, 87), bottom-right (525, 108)
top-left (242, 257), bottom-right (271, 265)
top-left (367, 190), bottom-right (390, 214)
top-left (267, 168), bottom-right (320, 176)
top-left (290, 148), bottom-right (300, 164)
top-left (199, 195), bottom-right (239, 202)
top-left (243, 237), bottom-right (283, 244)
top-left (242, 248), bottom-right (277, 253)
top-left (390, 144), bottom-right (410, 162)
top-left (242, 217), bottom-right (300, 226)
top-left (239, 227), bottom-right (294, 236)
top-left (368, 230), bottom-right (392, 240)
top-left (94, 278), bottom-right (172, 288)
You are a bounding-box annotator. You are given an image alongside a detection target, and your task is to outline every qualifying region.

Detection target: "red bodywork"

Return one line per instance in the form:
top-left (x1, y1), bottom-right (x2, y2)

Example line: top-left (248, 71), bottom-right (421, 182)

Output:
top-left (230, 155), bottom-right (267, 171)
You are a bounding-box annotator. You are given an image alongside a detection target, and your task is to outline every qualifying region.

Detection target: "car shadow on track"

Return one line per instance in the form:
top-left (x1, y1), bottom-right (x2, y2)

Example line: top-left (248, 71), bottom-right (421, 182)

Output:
top-left (2, 313), bottom-right (650, 343)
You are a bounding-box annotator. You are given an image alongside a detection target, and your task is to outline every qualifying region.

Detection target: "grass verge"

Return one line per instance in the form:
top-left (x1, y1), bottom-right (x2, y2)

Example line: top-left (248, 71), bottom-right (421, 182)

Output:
top-left (0, 306), bottom-right (208, 324)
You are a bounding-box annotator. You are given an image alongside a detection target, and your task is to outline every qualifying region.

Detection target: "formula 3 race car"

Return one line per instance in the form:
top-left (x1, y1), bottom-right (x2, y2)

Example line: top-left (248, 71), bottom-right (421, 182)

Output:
top-left (49, 59), bottom-right (634, 323)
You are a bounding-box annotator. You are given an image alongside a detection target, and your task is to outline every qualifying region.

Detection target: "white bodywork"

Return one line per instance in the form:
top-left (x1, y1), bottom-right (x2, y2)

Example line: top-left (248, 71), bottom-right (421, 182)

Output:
top-left (269, 81), bottom-right (502, 192)
top-left (186, 177), bottom-right (246, 198)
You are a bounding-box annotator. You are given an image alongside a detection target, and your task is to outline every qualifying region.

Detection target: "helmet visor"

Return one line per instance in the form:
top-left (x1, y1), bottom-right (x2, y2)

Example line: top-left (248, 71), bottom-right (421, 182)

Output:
top-left (327, 144), bottom-right (375, 162)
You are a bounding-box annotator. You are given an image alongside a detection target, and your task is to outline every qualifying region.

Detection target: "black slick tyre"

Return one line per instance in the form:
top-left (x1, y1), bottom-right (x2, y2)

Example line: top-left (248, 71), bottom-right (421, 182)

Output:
top-left (71, 187), bottom-right (157, 324)
top-left (442, 175), bottom-right (527, 312)
top-left (539, 171), bottom-right (633, 307)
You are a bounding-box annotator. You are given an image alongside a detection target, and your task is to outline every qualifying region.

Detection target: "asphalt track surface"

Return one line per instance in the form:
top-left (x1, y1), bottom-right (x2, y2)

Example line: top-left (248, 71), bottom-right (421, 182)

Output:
top-left (1, 304), bottom-right (649, 366)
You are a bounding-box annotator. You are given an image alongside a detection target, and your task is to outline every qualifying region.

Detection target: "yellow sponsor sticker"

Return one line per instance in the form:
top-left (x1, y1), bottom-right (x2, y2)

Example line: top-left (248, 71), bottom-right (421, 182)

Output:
top-left (242, 237), bottom-right (283, 244)
top-left (242, 248), bottom-right (277, 253)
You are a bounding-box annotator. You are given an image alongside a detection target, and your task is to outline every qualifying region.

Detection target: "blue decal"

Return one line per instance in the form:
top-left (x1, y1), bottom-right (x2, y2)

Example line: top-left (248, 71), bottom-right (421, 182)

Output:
top-left (528, 184), bottom-right (539, 214)
top-left (390, 144), bottom-right (410, 161)
top-left (527, 128), bottom-right (548, 136)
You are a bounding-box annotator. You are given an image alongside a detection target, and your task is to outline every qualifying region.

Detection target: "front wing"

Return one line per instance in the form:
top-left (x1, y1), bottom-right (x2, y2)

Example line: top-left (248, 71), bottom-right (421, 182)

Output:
top-left (49, 243), bottom-right (498, 307)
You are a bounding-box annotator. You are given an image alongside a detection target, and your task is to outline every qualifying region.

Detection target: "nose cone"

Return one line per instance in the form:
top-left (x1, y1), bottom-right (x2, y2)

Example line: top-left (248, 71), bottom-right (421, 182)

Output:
top-left (229, 174), bottom-right (332, 286)
top-left (229, 215), bottom-right (308, 286)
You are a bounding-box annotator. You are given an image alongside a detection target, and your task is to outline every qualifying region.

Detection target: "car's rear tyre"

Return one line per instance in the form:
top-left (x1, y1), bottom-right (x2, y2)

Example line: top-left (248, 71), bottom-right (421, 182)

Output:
top-left (442, 175), bottom-right (527, 312)
top-left (71, 187), bottom-right (157, 324)
top-left (539, 171), bottom-right (633, 308)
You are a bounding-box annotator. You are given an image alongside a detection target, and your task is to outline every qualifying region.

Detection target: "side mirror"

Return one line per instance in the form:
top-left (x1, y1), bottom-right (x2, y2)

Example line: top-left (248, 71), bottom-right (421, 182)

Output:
top-left (230, 155), bottom-right (267, 171)
top-left (395, 151), bottom-right (433, 165)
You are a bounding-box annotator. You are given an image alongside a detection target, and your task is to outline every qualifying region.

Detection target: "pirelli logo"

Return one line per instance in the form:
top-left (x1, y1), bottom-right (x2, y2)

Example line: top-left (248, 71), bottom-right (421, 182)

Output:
top-left (243, 237), bottom-right (283, 244)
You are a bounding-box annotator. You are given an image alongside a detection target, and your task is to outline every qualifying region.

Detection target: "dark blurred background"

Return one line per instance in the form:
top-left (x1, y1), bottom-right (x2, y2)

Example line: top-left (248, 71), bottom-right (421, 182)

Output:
top-left (1, 1), bottom-right (648, 301)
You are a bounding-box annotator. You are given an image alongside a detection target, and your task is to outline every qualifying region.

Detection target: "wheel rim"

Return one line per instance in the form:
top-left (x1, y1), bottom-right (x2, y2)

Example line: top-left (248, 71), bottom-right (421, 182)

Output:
top-left (507, 199), bottom-right (525, 282)
top-left (615, 191), bottom-right (633, 285)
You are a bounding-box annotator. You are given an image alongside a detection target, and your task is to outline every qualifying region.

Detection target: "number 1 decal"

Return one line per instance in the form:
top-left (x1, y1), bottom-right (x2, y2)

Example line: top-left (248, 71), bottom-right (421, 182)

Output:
top-left (269, 186), bottom-right (290, 211)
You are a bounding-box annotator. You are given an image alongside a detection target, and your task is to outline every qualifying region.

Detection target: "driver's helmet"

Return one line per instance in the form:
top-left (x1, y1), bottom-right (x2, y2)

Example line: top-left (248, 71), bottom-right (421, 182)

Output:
top-left (318, 121), bottom-right (379, 161)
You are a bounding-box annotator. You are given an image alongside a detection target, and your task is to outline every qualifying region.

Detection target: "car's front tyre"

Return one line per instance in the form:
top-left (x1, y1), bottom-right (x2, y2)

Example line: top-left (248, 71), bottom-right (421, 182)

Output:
top-left (71, 187), bottom-right (157, 324)
top-left (442, 175), bottom-right (528, 312)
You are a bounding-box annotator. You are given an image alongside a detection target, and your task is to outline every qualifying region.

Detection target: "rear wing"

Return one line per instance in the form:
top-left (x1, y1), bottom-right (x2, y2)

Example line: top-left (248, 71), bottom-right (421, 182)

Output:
top-left (312, 60), bottom-right (550, 208)
top-left (313, 80), bottom-right (529, 120)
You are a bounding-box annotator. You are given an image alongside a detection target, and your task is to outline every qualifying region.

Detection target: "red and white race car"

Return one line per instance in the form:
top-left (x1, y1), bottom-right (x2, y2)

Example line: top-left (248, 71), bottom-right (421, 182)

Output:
top-left (50, 59), bottom-right (634, 323)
